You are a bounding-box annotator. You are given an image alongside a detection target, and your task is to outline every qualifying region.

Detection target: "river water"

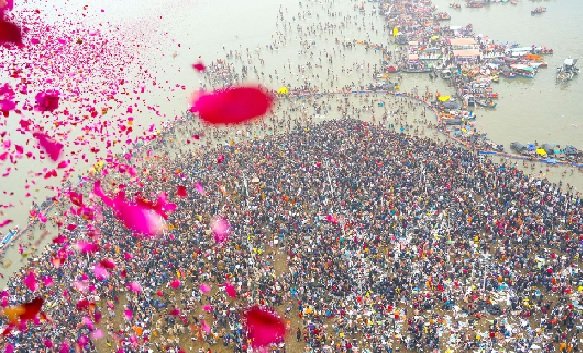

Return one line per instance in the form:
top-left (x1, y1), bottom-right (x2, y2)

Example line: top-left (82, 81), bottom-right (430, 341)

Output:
top-left (430, 0), bottom-right (583, 149)
top-left (1, 0), bottom-right (582, 282)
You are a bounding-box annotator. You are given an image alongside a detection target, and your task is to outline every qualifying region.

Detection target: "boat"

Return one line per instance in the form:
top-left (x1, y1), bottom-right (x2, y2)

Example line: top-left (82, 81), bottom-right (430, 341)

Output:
top-left (510, 64), bottom-right (536, 78)
top-left (1, 225), bottom-right (19, 248)
top-left (556, 58), bottom-right (579, 83)
top-left (434, 12), bottom-right (452, 21)
top-left (467, 2), bottom-right (485, 8)
top-left (449, 3), bottom-right (462, 9)
top-left (476, 99), bottom-right (497, 109)
top-left (531, 7), bottom-right (546, 15)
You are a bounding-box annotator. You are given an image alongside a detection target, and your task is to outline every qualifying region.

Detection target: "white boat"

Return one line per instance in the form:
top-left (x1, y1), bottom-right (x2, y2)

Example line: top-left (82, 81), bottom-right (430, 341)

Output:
top-left (556, 58), bottom-right (579, 83)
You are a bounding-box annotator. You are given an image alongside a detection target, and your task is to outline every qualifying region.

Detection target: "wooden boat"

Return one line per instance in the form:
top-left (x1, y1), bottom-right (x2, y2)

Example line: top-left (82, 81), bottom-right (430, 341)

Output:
top-left (531, 7), bottom-right (546, 15)
top-left (467, 2), bottom-right (484, 8)
top-left (476, 99), bottom-right (497, 109)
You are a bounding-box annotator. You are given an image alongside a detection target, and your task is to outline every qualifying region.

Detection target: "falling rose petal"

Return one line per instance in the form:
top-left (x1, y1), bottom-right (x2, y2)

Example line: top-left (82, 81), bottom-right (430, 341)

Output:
top-left (44, 339), bottom-right (53, 348)
top-left (0, 0), bottom-right (14, 13)
top-left (23, 271), bottom-right (37, 292)
top-left (201, 319), bottom-right (211, 334)
top-left (176, 185), bottom-right (187, 198)
top-left (195, 182), bottom-right (204, 194)
top-left (169, 279), bottom-right (181, 289)
top-left (127, 281), bottom-right (142, 294)
top-left (123, 308), bottom-right (133, 320)
top-left (76, 240), bottom-right (100, 255)
top-left (33, 132), bottom-right (64, 161)
top-left (0, 219), bottom-right (12, 228)
top-left (202, 305), bottom-right (213, 312)
top-left (244, 306), bottom-right (286, 348)
top-left (118, 204), bottom-right (166, 236)
top-left (123, 252), bottom-right (133, 261)
top-left (169, 308), bottom-right (180, 316)
top-left (4, 343), bottom-right (14, 353)
top-left (78, 335), bottom-right (89, 347)
top-left (325, 214), bottom-right (338, 224)
top-left (99, 258), bottom-right (116, 269)
top-left (191, 86), bottom-right (274, 125)
top-left (3, 297), bottom-right (44, 326)
top-left (93, 264), bottom-right (109, 280)
top-left (217, 154), bottom-right (225, 164)
top-left (52, 234), bottom-right (67, 244)
top-left (34, 90), bottom-right (60, 112)
top-left (90, 329), bottom-right (104, 340)
top-left (192, 61), bottom-right (206, 72)
top-left (224, 282), bottom-right (237, 298)
top-left (211, 217), bottom-right (230, 243)
top-left (42, 276), bottom-right (54, 287)
top-left (58, 343), bottom-right (70, 353)
top-left (94, 182), bottom-right (168, 236)
top-left (0, 19), bottom-right (22, 46)
top-left (199, 283), bottom-right (211, 294)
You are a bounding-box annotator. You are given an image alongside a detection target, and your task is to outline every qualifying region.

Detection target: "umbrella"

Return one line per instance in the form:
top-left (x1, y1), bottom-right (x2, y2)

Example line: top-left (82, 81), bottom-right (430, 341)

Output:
top-left (438, 95), bottom-right (451, 102)
top-left (277, 86), bottom-right (289, 95)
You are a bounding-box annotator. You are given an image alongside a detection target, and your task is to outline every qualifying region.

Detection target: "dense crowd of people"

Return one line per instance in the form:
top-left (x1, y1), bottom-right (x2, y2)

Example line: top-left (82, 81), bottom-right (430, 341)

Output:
top-left (1, 116), bottom-right (581, 353)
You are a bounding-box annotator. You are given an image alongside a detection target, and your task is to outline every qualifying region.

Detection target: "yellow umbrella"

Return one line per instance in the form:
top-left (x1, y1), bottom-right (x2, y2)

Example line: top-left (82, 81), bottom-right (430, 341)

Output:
top-left (535, 148), bottom-right (547, 157)
top-left (393, 26), bottom-right (399, 37)
top-left (438, 95), bottom-right (451, 102)
top-left (277, 86), bottom-right (289, 95)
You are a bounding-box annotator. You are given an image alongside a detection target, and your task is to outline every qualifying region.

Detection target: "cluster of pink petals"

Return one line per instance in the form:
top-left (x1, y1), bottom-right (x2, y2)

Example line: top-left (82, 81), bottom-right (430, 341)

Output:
top-left (244, 306), bottom-right (286, 348)
top-left (190, 86), bottom-right (274, 125)
top-left (93, 181), bottom-right (172, 236)
top-left (211, 216), bottom-right (230, 243)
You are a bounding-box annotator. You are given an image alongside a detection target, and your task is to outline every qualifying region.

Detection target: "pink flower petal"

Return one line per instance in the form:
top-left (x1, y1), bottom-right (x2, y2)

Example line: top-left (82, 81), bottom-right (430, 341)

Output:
top-left (90, 329), bottom-right (104, 340)
top-left (190, 86), bottom-right (274, 125)
top-left (58, 343), bottom-right (70, 353)
top-left (94, 182), bottom-right (168, 236)
top-left (202, 305), bottom-right (213, 312)
top-left (169, 279), bottom-right (181, 289)
top-left (192, 61), bottom-right (206, 72)
top-left (127, 281), bottom-right (142, 294)
top-left (123, 308), bottom-right (133, 320)
top-left (0, 19), bottom-right (21, 46)
top-left (195, 182), bottom-right (204, 194)
top-left (42, 276), bottom-right (54, 287)
top-left (176, 185), bottom-right (187, 198)
top-left (93, 264), bottom-right (109, 280)
top-left (201, 319), bottom-right (211, 334)
top-left (199, 283), bottom-right (211, 294)
top-left (34, 90), bottom-right (60, 112)
top-left (33, 132), bottom-right (64, 161)
top-left (224, 282), bottom-right (237, 298)
top-left (211, 217), bottom-right (230, 243)
top-left (99, 258), bottom-right (116, 269)
top-left (244, 306), bottom-right (286, 348)
top-left (23, 271), bottom-right (37, 292)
